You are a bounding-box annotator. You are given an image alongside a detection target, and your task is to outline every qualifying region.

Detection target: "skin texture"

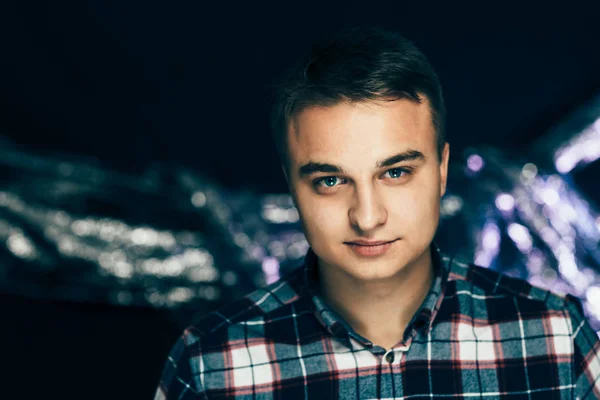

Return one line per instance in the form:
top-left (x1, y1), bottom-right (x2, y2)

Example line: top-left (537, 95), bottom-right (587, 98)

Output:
top-left (284, 98), bottom-right (450, 349)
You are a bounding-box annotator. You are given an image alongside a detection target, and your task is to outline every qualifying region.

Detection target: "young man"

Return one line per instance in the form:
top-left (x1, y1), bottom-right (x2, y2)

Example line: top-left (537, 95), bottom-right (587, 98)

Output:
top-left (155, 27), bottom-right (600, 399)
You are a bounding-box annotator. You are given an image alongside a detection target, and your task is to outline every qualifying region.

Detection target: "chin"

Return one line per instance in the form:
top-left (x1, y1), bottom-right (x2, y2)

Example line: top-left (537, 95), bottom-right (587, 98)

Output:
top-left (336, 250), bottom-right (410, 277)
top-left (348, 261), bottom-right (408, 282)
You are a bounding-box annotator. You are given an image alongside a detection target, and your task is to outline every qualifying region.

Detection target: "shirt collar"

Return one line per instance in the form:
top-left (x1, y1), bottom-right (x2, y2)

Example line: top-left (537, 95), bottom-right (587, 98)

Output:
top-left (302, 243), bottom-right (449, 346)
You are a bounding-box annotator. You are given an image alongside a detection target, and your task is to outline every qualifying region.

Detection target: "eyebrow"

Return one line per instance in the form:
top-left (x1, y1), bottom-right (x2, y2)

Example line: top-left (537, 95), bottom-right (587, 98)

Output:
top-left (298, 149), bottom-right (426, 177)
top-left (376, 149), bottom-right (426, 168)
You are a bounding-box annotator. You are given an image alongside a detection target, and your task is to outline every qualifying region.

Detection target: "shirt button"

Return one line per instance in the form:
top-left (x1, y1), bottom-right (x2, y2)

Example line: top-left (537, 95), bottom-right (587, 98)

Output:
top-left (385, 352), bottom-right (395, 363)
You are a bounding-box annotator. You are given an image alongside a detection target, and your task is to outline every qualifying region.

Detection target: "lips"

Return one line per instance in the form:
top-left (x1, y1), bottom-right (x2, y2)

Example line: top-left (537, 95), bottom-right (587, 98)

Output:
top-left (345, 239), bottom-right (397, 246)
top-left (344, 238), bottom-right (398, 257)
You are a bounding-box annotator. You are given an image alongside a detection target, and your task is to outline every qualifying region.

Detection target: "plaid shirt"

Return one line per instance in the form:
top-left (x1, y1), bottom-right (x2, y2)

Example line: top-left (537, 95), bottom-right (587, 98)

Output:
top-left (155, 246), bottom-right (600, 399)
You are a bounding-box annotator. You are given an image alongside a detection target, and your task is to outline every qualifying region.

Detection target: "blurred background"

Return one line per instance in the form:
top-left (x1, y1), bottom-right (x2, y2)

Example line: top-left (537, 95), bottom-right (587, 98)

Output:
top-left (2, 1), bottom-right (600, 398)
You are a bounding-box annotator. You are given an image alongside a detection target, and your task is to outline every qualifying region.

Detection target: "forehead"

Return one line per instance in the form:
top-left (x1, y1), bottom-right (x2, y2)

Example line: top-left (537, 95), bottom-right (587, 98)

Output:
top-left (287, 98), bottom-right (436, 168)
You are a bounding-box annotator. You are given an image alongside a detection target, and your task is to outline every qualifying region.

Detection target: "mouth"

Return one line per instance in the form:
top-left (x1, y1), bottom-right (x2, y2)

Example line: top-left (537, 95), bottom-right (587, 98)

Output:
top-left (344, 239), bottom-right (398, 246)
top-left (343, 238), bottom-right (399, 257)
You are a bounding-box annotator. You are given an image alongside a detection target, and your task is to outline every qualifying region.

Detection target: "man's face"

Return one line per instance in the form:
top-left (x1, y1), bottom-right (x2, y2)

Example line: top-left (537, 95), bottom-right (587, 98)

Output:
top-left (285, 98), bottom-right (449, 283)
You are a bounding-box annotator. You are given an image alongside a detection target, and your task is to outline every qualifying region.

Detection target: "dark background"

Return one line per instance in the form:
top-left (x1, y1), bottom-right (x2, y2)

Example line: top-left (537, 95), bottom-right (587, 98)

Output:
top-left (2, 1), bottom-right (600, 398)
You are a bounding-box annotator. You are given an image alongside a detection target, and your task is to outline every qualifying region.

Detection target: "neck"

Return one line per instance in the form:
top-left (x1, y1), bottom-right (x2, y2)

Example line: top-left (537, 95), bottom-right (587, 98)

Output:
top-left (317, 247), bottom-right (434, 350)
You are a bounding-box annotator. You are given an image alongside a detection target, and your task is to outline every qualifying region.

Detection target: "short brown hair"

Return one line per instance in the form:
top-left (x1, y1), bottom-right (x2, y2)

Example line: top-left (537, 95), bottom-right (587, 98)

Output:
top-left (270, 26), bottom-right (446, 168)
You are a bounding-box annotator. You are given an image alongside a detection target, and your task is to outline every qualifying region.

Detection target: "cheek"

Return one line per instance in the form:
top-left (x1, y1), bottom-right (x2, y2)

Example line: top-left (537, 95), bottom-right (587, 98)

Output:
top-left (387, 183), bottom-right (441, 228)
top-left (294, 190), bottom-right (348, 239)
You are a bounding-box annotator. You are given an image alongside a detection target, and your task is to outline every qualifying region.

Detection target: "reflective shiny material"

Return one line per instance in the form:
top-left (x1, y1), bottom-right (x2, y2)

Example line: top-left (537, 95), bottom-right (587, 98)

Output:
top-left (0, 126), bottom-right (599, 332)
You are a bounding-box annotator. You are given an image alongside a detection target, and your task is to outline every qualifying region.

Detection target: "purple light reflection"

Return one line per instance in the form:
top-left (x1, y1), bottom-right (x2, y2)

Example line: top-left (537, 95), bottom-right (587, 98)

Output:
top-left (262, 256), bottom-right (280, 284)
top-left (467, 154), bottom-right (484, 172)
top-left (495, 193), bottom-right (515, 212)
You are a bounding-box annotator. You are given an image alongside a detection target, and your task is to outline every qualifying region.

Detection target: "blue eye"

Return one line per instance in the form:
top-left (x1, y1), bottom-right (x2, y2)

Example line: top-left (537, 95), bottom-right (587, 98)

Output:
top-left (321, 177), bottom-right (339, 187)
top-left (386, 168), bottom-right (406, 179)
top-left (314, 176), bottom-right (344, 190)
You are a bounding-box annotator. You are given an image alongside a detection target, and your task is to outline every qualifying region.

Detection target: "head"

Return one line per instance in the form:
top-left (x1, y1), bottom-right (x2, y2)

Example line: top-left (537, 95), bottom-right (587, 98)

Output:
top-left (271, 26), bottom-right (449, 283)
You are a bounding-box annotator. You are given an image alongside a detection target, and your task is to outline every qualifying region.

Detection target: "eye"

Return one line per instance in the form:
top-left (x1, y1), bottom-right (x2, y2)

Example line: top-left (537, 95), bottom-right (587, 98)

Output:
top-left (383, 167), bottom-right (411, 179)
top-left (315, 176), bottom-right (342, 188)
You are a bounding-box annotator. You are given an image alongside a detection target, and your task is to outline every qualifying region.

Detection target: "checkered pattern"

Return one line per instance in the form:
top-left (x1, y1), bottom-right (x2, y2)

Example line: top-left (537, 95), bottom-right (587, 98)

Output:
top-left (155, 245), bottom-right (600, 399)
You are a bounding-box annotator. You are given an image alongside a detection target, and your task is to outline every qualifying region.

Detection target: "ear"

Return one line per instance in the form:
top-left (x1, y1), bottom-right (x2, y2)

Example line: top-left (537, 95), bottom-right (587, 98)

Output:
top-left (281, 164), bottom-right (300, 209)
top-left (281, 164), bottom-right (296, 200)
top-left (281, 164), bottom-right (289, 184)
top-left (439, 142), bottom-right (450, 197)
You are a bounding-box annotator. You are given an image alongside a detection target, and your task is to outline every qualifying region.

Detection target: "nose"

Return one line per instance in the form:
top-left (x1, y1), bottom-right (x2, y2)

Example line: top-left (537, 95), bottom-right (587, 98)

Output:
top-left (348, 184), bottom-right (388, 233)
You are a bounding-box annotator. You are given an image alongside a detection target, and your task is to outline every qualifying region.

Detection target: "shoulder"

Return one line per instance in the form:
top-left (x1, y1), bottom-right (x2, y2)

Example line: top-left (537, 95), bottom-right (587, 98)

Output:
top-left (439, 255), bottom-right (596, 355)
top-left (442, 255), bottom-right (574, 316)
top-left (181, 265), bottom-right (307, 343)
